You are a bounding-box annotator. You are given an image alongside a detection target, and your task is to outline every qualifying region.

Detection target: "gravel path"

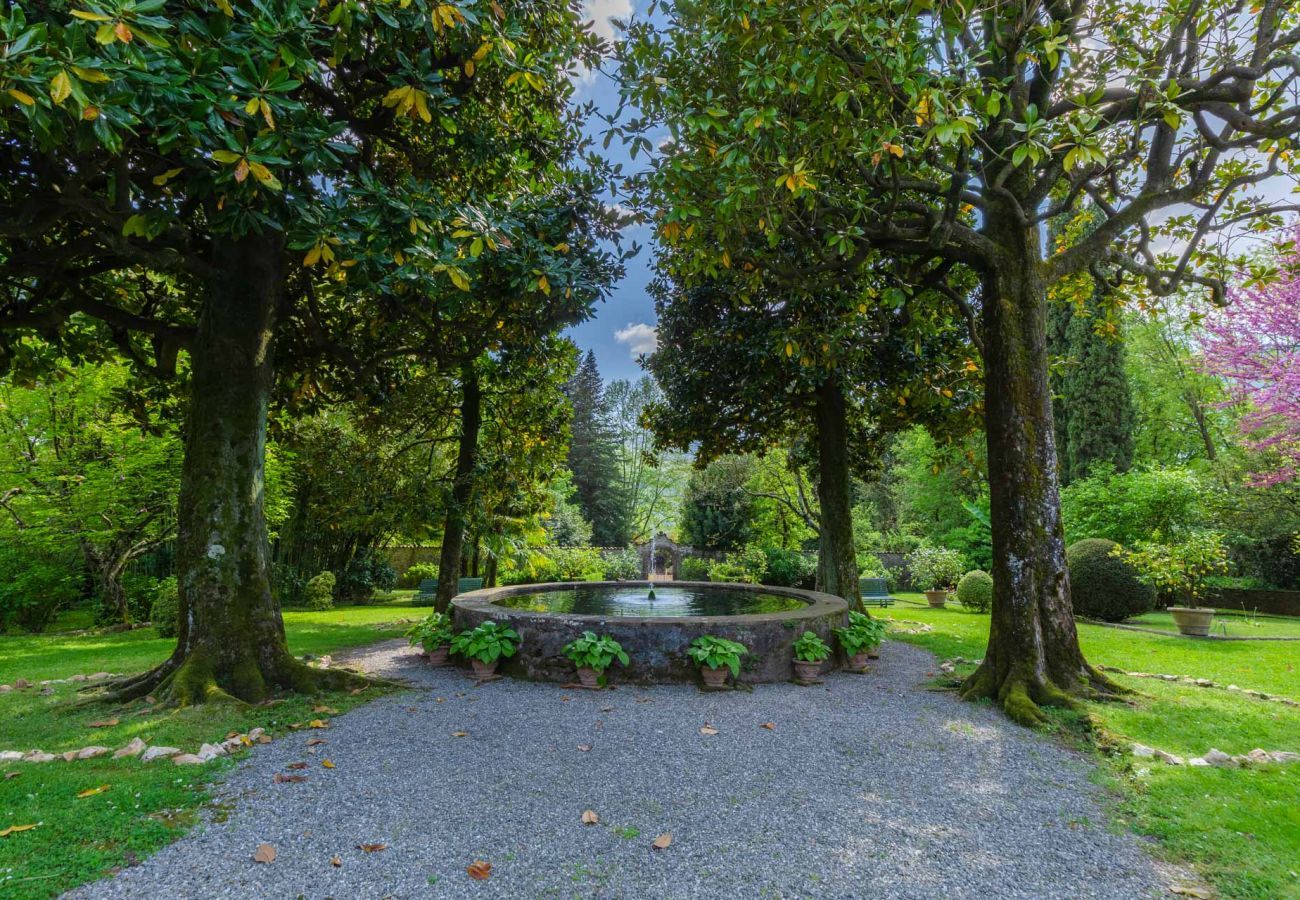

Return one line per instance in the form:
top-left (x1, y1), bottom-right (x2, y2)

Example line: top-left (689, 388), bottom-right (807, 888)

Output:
top-left (71, 640), bottom-right (1163, 899)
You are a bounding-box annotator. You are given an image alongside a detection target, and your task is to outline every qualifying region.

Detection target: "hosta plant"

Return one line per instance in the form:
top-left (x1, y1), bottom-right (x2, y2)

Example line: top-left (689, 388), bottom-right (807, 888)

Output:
top-left (686, 635), bottom-right (748, 678)
top-left (405, 612), bottom-right (455, 652)
top-left (562, 632), bottom-right (630, 673)
top-left (450, 621), bottom-right (520, 665)
top-left (835, 613), bottom-right (887, 657)
top-left (792, 631), bottom-right (832, 663)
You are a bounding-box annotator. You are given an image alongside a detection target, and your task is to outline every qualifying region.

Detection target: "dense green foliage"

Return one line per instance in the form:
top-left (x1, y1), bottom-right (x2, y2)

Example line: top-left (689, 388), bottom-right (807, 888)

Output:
top-left (561, 631), bottom-right (630, 673)
top-left (679, 457), bottom-right (757, 551)
top-left (149, 577), bottom-right (180, 638)
top-left (405, 611), bottom-right (455, 652)
top-left (304, 571), bottom-right (336, 611)
top-left (905, 546), bottom-right (965, 592)
top-left (1066, 539), bottom-right (1155, 622)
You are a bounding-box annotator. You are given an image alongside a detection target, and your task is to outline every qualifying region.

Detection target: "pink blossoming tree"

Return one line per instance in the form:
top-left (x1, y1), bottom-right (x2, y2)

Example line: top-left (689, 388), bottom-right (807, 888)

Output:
top-left (1202, 232), bottom-right (1300, 485)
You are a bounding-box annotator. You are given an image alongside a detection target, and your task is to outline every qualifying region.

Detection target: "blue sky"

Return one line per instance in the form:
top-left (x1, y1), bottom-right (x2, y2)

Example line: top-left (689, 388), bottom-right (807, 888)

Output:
top-left (563, 0), bottom-right (659, 385)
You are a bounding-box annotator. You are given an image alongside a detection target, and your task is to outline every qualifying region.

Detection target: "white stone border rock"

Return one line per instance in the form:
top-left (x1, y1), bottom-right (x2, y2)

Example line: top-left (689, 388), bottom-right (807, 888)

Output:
top-left (1098, 664), bottom-right (1300, 708)
top-left (1130, 742), bottom-right (1300, 768)
top-left (2, 727), bottom-right (271, 768)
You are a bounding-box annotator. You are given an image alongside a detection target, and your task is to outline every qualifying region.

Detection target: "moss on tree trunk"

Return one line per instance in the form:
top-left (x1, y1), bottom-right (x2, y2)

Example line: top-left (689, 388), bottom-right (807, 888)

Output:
top-left (435, 363), bottom-right (482, 613)
top-left (960, 231), bottom-right (1121, 725)
top-left (94, 236), bottom-right (364, 706)
top-left (813, 374), bottom-right (863, 611)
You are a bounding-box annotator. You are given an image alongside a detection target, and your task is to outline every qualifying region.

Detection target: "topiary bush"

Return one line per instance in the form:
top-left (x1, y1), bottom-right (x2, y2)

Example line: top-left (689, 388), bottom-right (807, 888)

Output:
top-left (150, 576), bottom-right (180, 638)
top-left (678, 556), bottom-right (711, 581)
top-left (304, 570), bottom-right (337, 610)
top-left (955, 569), bottom-right (993, 612)
top-left (1067, 538), bottom-right (1155, 622)
top-left (397, 561), bottom-right (439, 589)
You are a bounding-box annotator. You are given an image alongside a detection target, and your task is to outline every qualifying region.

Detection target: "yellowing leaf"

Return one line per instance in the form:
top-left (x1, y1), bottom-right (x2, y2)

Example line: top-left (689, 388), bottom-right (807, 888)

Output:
top-left (245, 96), bottom-right (260, 116)
top-left (7, 88), bottom-right (35, 106)
top-left (152, 168), bottom-right (183, 186)
top-left (234, 158), bottom-right (250, 183)
top-left (211, 149), bottom-right (241, 164)
top-left (309, 719), bottom-right (329, 729)
top-left (536, 275), bottom-right (550, 296)
top-left (113, 21), bottom-right (133, 42)
top-left (213, 0), bottom-right (234, 16)
top-left (70, 9), bottom-right (113, 21)
top-left (446, 267), bottom-right (470, 291)
top-left (87, 718), bottom-right (119, 728)
top-left (50, 71), bottom-right (73, 105)
top-left (76, 784), bottom-right (111, 798)
top-left (0, 824), bottom-right (37, 837)
top-left (321, 759), bottom-right (335, 768)
top-left (303, 245), bottom-right (323, 266)
top-left (82, 105), bottom-right (100, 120)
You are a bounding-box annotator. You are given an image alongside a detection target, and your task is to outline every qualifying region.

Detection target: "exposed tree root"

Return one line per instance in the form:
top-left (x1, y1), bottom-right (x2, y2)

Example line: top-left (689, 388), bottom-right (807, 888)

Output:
top-left (960, 659), bottom-right (1129, 728)
top-left (79, 650), bottom-right (376, 709)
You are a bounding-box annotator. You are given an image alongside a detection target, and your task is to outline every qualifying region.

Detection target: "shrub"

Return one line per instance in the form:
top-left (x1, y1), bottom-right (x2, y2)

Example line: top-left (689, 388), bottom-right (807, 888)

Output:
top-left (905, 546), bottom-right (965, 591)
top-left (762, 548), bottom-right (816, 588)
top-left (304, 571), bottom-right (337, 610)
top-left (121, 573), bottom-right (164, 624)
top-left (1061, 464), bottom-right (1211, 546)
top-left (397, 562), bottom-right (439, 589)
top-left (562, 631), bottom-right (630, 673)
top-left (0, 543), bottom-right (81, 633)
top-left (149, 576), bottom-right (180, 638)
top-left (549, 546), bottom-right (605, 581)
top-left (338, 552), bottom-right (396, 604)
top-left (603, 547), bottom-right (642, 581)
top-left (955, 570), bottom-right (994, 613)
top-left (686, 635), bottom-right (747, 677)
top-left (678, 556), bottom-right (711, 581)
top-left (1067, 539), bottom-right (1155, 622)
top-left (707, 545), bottom-right (768, 584)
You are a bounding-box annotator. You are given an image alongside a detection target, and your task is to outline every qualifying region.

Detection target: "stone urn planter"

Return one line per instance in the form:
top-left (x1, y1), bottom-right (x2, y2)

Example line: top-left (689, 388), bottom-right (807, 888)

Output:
top-left (1169, 606), bottom-right (1215, 637)
top-left (699, 666), bottom-right (729, 688)
top-left (793, 660), bottom-right (823, 682)
top-left (847, 652), bottom-right (871, 672)
top-left (924, 590), bottom-right (948, 608)
top-left (471, 658), bottom-right (500, 679)
top-left (576, 666), bottom-right (601, 689)
top-left (426, 645), bottom-right (450, 667)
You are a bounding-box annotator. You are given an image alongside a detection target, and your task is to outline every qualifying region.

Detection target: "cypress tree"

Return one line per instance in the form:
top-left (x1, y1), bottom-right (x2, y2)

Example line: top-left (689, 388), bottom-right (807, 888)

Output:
top-left (564, 351), bottom-right (629, 545)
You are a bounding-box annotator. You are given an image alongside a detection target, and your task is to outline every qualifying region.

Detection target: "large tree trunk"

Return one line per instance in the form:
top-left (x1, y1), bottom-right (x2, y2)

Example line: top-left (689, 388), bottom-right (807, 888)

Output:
top-left (960, 239), bottom-right (1119, 725)
top-left (813, 375), bottom-right (863, 611)
top-left (83, 542), bottom-right (129, 625)
top-left (95, 235), bottom-right (362, 706)
top-left (435, 364), bottom-right (482, 613)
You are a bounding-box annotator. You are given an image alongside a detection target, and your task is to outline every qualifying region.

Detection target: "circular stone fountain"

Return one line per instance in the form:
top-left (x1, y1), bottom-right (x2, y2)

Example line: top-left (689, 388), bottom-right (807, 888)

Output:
top-left (451, 581), bottom-right (849, 683)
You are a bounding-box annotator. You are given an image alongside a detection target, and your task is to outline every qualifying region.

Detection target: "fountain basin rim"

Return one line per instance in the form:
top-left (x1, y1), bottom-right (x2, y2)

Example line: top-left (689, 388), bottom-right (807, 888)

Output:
top-left (452, 580), bottom-right (849, 625)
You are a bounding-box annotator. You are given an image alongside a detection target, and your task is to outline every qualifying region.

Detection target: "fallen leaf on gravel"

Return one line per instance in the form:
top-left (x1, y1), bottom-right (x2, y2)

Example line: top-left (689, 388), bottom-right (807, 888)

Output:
top-left (435, 697), bottom-right (446, 703)
top-left (561, 696), bottom-right (572, 702)
top-left (312, 705), bottom-right (338, 714)
top-left (253, 843), bottom-right (276, 864)
top-left (330, 855), bottom-right (342, 867)
top-left (88, 718), bottom-right (119, 728)
top-left (467, 860), bottom-right (492, 880)
top-left (273, 773), bottom-right (307, 784)
top-left (600, 706), bottom-right (614, 712)
top-left (321, 759), bottom-right (336, 769)
top-left (576, 744), bottom-right (592, 752)
top-left (699, 725), bottom-right (719, 736)
top-left (652, 833), bottom-right (672, 849)
top-left (306, 738), bottom-right (327, 746)
top-left (257, 735), bottom-right (272, 744)
top-left (452, 731), bottom-right (469, 738)
top-left (288, 762), bottom-right (308, 770)
top-left (581, 810), bottom-right (599, 824)
top-left (0, 824), bottom-right (36, 837)
top-left (76, 784), bottom-right (111, 798)
top-left (308, 719), bottom-right (329, 729)
top-left (761, 722), bottom-right (776, 730)
top-left (357, 843), bottom-right (387, 853)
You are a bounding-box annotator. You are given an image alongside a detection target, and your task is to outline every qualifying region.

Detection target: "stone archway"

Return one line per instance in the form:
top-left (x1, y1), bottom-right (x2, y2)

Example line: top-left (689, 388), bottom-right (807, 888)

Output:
top-left (636, 533), bottom-right (693, 580)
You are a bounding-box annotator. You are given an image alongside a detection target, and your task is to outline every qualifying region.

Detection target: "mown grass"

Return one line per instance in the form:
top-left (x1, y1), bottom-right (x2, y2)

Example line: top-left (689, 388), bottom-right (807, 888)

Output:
top-left (883, 595), bottom-right (1300, 900)
top-left (0, 603), bottom-right (422, 899)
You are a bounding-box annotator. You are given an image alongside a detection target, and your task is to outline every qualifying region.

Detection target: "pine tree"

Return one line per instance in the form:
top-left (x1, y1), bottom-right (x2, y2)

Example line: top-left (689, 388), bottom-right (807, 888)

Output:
top-left (564, 352), bottom-right (629, 546)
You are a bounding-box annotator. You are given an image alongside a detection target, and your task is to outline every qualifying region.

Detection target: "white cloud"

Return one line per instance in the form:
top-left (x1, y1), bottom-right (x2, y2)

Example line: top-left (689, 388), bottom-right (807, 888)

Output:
top-left (583, 0), bottom-right (632, 43)
top-left (614, 322), bottom-right (658, 357)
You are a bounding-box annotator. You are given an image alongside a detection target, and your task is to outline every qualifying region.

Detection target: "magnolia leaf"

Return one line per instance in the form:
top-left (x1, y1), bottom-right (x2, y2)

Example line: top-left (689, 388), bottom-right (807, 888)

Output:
top-left (581, 809), bottom-right (599, 824)
top-left (357, 842), bottom-right (387, 852)
top-left (253, 843), bottom-right (276, 864)
top-left (699, 724), bottom-right (718, 735)
top-left (330, 855), bottom-right (342, 867)
top-left (50, 71), bottom-right (73, 105)
top-left (652, 833), bottom-right (672, 849)
top-left (0, 824), bottom-right (37, 837)
top-left (87, 718), bottom-right (119, 728)
top-left (467, 860), bottom-right (492, 880)
top-left (70, 9), bottom-right (113, 21)
top-left (308, 719), bottom-right (329, 729)
top-left (761, 722), bottom-right (775, 730)
top-left (76, 784), bottom-right (111, 798)
top-left (321, 759), bottom-right (335, 769)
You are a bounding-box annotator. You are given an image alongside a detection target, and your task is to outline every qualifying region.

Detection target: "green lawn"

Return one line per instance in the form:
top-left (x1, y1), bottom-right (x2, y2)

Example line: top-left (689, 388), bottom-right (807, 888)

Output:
top-left (883, 595), bottom-right (1300, 900)
top-left (0, 603), bottom-right (422, 899)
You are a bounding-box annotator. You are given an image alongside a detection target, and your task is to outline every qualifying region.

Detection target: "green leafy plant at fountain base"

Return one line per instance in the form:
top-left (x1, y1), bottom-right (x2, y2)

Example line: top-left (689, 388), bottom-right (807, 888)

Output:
top-left (686, 635), bottom-right (748, 677)
top-left (835, 612), bottom-right (887, 656)
top-left (405, 611), bottom-right (455, 652)
top-left (792, 631), bottom-right (832, 662)
top-left (562, 632), bottom-right (630, 673)
top-left (450, 621), bottom-right (520, 665)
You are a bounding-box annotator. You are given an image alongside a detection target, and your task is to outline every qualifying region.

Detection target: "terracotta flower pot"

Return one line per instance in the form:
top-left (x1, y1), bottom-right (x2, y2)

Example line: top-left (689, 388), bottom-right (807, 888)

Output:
top-left (471, 658), bottom-right (499, 679)
top-left (700, 665), bottom-right (729, 688)
top-left (925, 590), bottom-right (948, 608)
top-left (793, 659), bottom-right (823, 682)
top-left (426, 645), bottom-right (450, 667)
top-left (576, 666), bottom-right (602, 689)
top-left (847, 652), bottom-right (871, 672)
top-left (1169, 606), bottom-right (1215, 637)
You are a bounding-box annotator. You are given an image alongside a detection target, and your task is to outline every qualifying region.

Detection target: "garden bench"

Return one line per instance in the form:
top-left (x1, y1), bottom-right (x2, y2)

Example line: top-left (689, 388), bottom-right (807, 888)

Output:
top-left (859, 577), bottom-right (896, 607)
top-left (414, 578), bottom-right (438, 604)
top-left (457, 577), bottom-right (484, 594)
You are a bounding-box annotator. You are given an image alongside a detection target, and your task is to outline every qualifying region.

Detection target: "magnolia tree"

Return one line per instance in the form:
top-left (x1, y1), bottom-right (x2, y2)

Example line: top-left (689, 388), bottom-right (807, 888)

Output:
top-left (1202, 232), bottom-right (1300, 485)
top-left (621, 0), bottom-right (1300, 723)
